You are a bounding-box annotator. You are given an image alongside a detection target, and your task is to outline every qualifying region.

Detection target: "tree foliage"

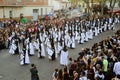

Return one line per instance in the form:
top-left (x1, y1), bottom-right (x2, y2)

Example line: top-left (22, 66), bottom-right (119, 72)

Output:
top-left (118, 1), bottom-right (120, 8)
top-left (106, 0), bottom-right (120, 10)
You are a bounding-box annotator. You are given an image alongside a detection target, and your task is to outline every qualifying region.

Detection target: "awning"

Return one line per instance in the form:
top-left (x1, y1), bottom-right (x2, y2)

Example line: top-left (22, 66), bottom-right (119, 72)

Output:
top-left (114, 10), bottom-right (120, 14)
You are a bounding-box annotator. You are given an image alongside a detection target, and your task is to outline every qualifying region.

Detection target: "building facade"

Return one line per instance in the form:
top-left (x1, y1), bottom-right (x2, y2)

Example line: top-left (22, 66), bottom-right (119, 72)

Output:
top-left (0, 0), bottom-right (53, 20)
top-left (48, 0), bottom-right (70, 10)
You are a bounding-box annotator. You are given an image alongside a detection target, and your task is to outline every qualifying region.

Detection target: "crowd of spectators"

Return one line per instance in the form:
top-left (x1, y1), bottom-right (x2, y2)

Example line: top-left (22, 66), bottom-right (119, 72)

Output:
top-left (0, 17), bottom-right (63, 50)
top-left (52, 28), bottom-right (120, 80)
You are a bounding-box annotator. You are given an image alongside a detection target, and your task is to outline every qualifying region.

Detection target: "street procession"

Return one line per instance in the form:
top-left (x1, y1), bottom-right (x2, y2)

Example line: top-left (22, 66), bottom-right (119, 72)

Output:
top-left (0, 13), bottom-right (120, 79)
top-left (0, 14), bottom-right (118, 64)
top-left (0, 0), bottom-right (120, 80)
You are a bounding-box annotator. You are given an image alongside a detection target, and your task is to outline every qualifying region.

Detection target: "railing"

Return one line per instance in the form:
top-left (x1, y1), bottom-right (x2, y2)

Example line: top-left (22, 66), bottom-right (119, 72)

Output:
top-left (0, 1), bottom-right (48, 6)
top-left (0, 1), bottom-right (25, 6)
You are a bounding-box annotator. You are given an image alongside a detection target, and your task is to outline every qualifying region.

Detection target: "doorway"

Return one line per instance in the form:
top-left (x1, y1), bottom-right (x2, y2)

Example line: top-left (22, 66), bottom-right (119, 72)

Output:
top-left (33, 9), bottom-right (39, 21)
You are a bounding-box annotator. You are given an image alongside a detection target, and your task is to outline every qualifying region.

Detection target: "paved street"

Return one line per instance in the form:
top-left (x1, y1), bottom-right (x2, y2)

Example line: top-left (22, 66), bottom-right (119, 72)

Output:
top-left (0, 24), bottom-right (119, 80)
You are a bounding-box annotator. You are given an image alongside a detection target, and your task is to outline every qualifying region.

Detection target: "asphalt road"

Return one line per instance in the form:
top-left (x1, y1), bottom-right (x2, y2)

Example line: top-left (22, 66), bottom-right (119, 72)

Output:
top-left (0, 24), bottom-right (119, 80)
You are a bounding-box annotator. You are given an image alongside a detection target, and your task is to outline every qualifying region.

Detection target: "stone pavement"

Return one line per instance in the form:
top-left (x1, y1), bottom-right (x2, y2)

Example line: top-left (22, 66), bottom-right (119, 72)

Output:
top-left (0, 24), bottom-right (119, 80)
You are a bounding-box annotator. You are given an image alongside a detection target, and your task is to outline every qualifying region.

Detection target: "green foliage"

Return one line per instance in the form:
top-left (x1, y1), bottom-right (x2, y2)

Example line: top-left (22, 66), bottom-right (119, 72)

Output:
top-left (118, 1), bottom-right (120, 8)
top-left (69, 0), bottom-right (74, 3)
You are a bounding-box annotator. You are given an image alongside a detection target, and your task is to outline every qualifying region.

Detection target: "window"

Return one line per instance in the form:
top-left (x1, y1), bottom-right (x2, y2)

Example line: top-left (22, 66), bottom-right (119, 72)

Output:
top-left (33, 0), bottom-right (36, 2)
top-left (9, 11), bottom-right (13, 19)
top-left (33, 9), bottom-right (38, 13)
top-left (41, 8), bottom-right (43, 16)
top-left (26, 0), bottom-right (30, 2)
top-left (33, 9), bottom-right (39, 21)
top-left (17, 0), bottom-right (21, 2)
top-left (46, 8), bottom-right (47, 14)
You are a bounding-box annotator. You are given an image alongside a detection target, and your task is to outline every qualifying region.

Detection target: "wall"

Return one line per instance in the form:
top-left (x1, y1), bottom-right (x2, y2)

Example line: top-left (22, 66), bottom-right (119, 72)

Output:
top-left (50, 0), bottom-right (62, 10)
top-left (0, 6), bottom-right (53, 20)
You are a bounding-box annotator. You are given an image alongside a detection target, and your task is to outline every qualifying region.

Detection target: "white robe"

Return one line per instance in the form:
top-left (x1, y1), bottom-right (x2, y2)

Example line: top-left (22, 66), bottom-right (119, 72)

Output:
top-left (9, 43), bottom-right (17, 54)
top-left (20, 53), bottom-right (24, 65)
top-left (109, 18), bottom-right (112, 24)
top-left (104, 24), bottom-right (107, 31)
top-left (60, 50), bottom-right (68, 66)
top-left (67, 38), bottom-right (72, 48)
top-left (111, 23), bottom-right (115, 30)
top-left (57, 42), bottom-right (63, 53)
top-left (77, 33), bottom-right (81, 43)
top-left (58, 30), bottom-right (61, 42)
top-left (75, 31), bottom-right (78, 40)
top-left (108, 24), bottom-right (111, 30)
top-left (64, 34), bottom-right (70, 47)
top-left (33, 41), bottom-right (39, 50)
top-left (99, 27), bottom-right (103, 33)
top-left (81, 32), bottom-right (85, 43)
top-left (95, 27), bottom-right (98, 36)
top-left (46, 41), bottom-right (54, 59)
top-left (25, 38), bottom-right (29, 44)
top-left (44, 37), bottom-right (49, 45)
top-left (88, 29), bottom-right (93, 39)
top-left (53, 32), bottom-right (58, 42)
top-left (71, 36), bottom-right (75, 48)
top-left (54, 44), bottom-right (58, 58)
top-left (38, 43), bottom-right (45, 57)
top-left (43, 31), bottom-right (47, 42)
top-left (25, 49), bottom-right (30, 64)
top-left (29, 43), bottom-right (34, 55)
top-left (85, 31), bottom-right (89, 41)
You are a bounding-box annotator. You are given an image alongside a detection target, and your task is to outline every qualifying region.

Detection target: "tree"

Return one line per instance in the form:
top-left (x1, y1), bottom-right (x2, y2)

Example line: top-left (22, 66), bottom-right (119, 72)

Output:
top-left (69, 0), bottom-right (81, 8)
top-left (106, 0), bottom-right (120, 16)
top-left (118, 1), bottom-right (120, 8)
top-left (99, 0), bottom-right (106, 15)
top-left (82, 0), bottom-right (94, 15)
top-left (69, 0), bottom-right (77, 8)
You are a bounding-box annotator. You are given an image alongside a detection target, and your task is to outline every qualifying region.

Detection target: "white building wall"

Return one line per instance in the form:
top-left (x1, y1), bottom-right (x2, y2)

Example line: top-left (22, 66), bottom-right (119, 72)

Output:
top-left (3, 7), bottom-right (16, 18)
top-left (48, 0), bottom-right (52, 6)
top-left (0, 8), bottom-right (3, 18)
top-left (22, 6), bottom-right (52, 18)
top-left (48, 0), bottom-right (62, 10)
top-left (0, 6), bottom-right (52, 19)
top-left (13, 7), bottom-right (23, 17)
top-left (53, 0), bottom-right (62, 10)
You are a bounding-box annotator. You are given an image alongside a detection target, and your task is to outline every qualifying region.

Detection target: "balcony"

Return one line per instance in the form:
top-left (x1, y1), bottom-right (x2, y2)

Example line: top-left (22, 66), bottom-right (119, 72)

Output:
top-left (0, 0), bottom-right (48, 7)
top-left (0, 1), bottom-right (25, 7)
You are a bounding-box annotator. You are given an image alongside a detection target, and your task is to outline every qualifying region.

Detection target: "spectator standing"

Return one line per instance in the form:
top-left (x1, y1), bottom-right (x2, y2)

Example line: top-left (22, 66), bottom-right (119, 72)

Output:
top-left (63, 67), bottom-right (69, 80)
top-left (68, 57), bottom-right (73, 69)
top-left (113, 57), bottom-right (120, 79)
top-left (52, 68), bottom-right (59, 80)
top-left (94, 69), bottom-right (105, 80)
top-left (30, 63), bottom-right (39, 80)
top-left (102, 56), bottom-right (108, 80)
top-left (79, 71), bottom-right (87, 80)
top-left (58, 69), bottom-right (63, 80)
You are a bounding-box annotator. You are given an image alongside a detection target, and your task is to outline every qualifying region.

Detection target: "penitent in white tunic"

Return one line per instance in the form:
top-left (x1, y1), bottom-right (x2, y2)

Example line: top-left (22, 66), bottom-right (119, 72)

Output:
top-left (60, 50), bottom-right (68, 66)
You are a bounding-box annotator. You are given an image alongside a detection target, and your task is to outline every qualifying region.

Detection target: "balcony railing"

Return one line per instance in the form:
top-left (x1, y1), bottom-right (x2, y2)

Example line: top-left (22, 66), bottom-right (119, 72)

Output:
top-left (0, 2), bottom-right (25, 6)
top-left (0, 0), bottom-right (48, 6)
